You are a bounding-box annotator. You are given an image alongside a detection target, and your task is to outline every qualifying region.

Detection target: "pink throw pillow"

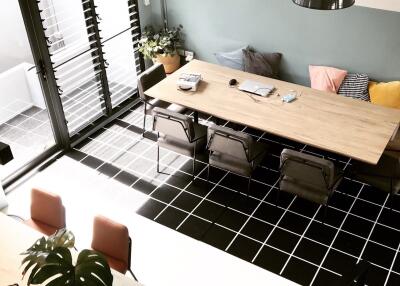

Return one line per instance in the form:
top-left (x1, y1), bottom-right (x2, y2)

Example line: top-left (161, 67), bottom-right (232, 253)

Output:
top-left (309, 65), bottom-right (348, 93)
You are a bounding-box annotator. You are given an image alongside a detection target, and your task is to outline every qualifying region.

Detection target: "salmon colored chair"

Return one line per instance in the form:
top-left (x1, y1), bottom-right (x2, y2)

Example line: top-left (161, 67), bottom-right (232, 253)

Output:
top-left (24, 188), bottom-right (66, 236)
top-left (91, 215), bottom-right (138, 281)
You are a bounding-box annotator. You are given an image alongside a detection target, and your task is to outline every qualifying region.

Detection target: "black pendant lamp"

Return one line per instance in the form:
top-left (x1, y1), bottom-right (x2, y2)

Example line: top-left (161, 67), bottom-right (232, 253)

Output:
top-left (292, 0), bottom-right (355, 10)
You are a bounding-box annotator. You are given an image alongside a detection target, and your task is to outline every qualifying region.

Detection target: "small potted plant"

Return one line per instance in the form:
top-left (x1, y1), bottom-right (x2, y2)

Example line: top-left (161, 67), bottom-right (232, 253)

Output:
top-left (20, 229), bottom-right (113, 286)
top-left (138, 25), bottom-right (184, 73)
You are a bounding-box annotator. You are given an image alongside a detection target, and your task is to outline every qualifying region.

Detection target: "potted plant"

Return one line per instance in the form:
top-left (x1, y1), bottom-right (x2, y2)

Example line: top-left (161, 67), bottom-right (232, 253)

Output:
top-left (138, 25), bottom-right (184, 73)
top-left (20, 229), bottom-right (113, 286)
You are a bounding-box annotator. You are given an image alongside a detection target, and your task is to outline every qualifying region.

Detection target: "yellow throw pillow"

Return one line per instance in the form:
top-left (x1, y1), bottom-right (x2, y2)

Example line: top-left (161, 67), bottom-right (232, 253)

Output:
top-left (369, 81), bottom-right (400, 109)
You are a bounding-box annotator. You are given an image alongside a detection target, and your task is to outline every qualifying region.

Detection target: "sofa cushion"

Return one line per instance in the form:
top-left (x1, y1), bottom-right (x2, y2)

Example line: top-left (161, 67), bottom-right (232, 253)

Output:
top-left (309, 65), bottom-right (347, 93)
top-left (369, 81), bottom-right (400, 109)
top-left (215, 46), bottom-right (248, 71)
top-left (242, 49), bottom-right (282, 79)
top-left (338, 73), bottom-right (370, 101)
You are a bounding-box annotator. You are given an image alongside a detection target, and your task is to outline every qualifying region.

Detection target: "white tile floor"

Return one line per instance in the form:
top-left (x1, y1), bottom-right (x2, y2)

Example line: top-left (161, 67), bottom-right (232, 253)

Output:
top-left (5, 156), bottom-right (297, 286)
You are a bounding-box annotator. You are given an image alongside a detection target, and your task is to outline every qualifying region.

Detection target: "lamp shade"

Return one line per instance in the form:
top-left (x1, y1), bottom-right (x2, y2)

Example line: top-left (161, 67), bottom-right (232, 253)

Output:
top-left (0, 142), bottom-right (13, 165)
top-left (292, 0), bottom-right (355, 10)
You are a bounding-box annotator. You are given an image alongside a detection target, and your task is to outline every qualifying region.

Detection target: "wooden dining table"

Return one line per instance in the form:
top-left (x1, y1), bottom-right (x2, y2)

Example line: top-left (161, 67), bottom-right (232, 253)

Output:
top-left (0, 213), bottom-right (141, 286)
top-left (146, 59), bottom-right (400, 165)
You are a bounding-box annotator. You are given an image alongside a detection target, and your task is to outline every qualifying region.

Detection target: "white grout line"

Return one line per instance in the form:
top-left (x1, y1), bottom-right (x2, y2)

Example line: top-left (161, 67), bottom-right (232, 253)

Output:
top-left (309, 185), bottom-right (365, 286)
top-left (384, 242), bottom-right (400, 286)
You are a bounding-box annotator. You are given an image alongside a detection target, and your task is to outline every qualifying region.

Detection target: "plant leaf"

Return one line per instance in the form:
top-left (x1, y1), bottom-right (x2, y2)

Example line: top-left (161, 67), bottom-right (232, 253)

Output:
top-left (75, 250), bottom-right (113, 286)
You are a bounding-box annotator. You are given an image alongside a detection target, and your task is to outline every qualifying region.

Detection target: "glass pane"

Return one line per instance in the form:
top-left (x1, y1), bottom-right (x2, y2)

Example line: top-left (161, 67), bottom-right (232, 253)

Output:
top-left (0, 1), bottom-right (56, 180)
top-left (103, 33), bottom-right (139, 107)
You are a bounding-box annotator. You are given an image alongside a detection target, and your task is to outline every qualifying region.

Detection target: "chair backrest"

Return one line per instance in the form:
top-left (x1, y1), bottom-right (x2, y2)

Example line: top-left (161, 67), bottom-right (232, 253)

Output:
top-left (137, 63), bottom-right (166, 101)
top-left (91, 215), bottom-right (130, 267)
top-left (280, 149), bottom-right (335, 189)
top-left (31, 188), bottom-right (66, 229)
top-left (207, 124), bottom-right (252, 161)
top-left (152, 107), bottom-right (194, 142)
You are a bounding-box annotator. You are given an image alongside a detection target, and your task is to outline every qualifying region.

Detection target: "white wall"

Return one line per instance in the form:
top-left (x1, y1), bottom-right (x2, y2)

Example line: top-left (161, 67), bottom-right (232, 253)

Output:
top-left (0, 1), bottom-right (34, 74)
top-left (357, 0), bottom-right (400, 12)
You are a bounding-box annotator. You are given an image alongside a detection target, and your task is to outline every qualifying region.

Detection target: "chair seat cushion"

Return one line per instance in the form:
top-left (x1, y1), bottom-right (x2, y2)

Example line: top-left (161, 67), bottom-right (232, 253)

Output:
top-left (105, 254), bottom-right (128, 274)
top-left (280, 176), bottom-right (330, 205)
top-left (210, 152), bottom-right (252, 177)
top-left (146, 99), bottom-right (186, 115)
top-left (24, 219), bottom-right (59, 236)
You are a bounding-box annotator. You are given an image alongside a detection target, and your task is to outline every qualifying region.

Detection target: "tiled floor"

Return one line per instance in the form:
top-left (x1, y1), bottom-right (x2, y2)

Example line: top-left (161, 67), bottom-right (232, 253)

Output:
top-left (67, 103), bottom-right (400, 286)
top-left (0, 103), bottom-right (54, 180)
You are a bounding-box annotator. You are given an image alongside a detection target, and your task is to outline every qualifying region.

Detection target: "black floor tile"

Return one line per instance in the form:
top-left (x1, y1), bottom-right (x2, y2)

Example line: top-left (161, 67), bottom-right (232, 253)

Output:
top-left (267, 228), bottom-right (300, 253)
top-left (198, 165), bottom-right (227, 183)
top-left (171, 192), bottom-right (202, 213)
top-left (387, 273), bottom-right (400, 286)
top-left (185, 179), bottom-right (214, 197)
top-left (241, 218), bottom-right (273, 243)
top-left (227, 235), bottom-right (262, 262)
top-left (220, 173), bottom-right (251, 194)
top-left (251, 167), bottom-right (281, 187)
top-left (207, 186), bottom-right (236, 206)
top-left (114, 170), bottom-right (138, 186)
top-left (378, 208), bottom-right (400, 230)
top-left (227, 194), bottom-right (259, 215)
top-left (66, 149), bottom-right (87, 161)
top-left (178, 215), bottom-right (211, 240)
top-left (329, 191), bottom-right (355, 212)
top-left (254, 245), bottom-right (289, 274)
top-left (136, 199), bottom-right (166, 220)
top-left (305, 222), bottom-right (337, 246)
top-left (342, 214), bottom-right (374, 238)
top-left (315, 206), bottom-right (346, 228)
top-left (215, 208), bottom-right (249, 232)
top-left (97, 162), bottom-right (121, 178)
top-left (391, 249), bottom-right (400, 273)
top-left (150, 184), bottom-right (181, 204)
top-left (278, 212), bottom-right (310, 235)
top-left (81, 155), bottom-right (104, 169)
top-left (132, 179), bottom-right (157, 195)
top-left (294, 238), bottom-right (328, 265)
top-left (362, 241), bottom-right (396, 269)
top-left (155, 207), bottom-right (187, 229)
top-left (265, 188), bottom-right (295, 209)
top-left (351, 199), bottom-right (381, 221)
top-left (323, 249), bottom-right (357, 275)
top-left (260, 154), bottom-right (281, 170)
top-left (359, 185), bottom-right (388, 205)
top-left (365, 264), bottom-right (390, 286)
top-left (202, 224), bottom-right (236, 251)
top-left (312, 269), bottom-right (340, 286)
top-left (333, 231), bottom-right (366, 257)
top-left (289, 198), bottom-right (320, 218)
top-left (282, 257), bottom-right (317, 286)
top-left (338, 178), bottom-right (363, 197)
top-left (370, 224), bottom-right (400, 250)
top-left (193, 200), bottom-right (225, 222)
top-left (166, 171), bottom-right (193, 189)
top-left (254, 202), bottom-right (284, 225)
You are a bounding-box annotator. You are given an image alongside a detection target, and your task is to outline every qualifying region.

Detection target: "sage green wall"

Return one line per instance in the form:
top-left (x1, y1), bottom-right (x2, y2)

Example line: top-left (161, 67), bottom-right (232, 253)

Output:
top-left (142, 0), bottom-right (400, 85)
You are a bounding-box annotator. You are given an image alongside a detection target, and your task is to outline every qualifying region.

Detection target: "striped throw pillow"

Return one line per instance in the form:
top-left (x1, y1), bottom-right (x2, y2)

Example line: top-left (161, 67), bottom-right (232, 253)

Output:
top-left (338, 73), bottom-right (370, 101)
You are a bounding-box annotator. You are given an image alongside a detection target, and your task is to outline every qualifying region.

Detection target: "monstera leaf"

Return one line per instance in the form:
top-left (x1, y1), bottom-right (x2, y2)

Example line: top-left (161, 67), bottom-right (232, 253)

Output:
top-left (21, 230), bottom-right (113, 286)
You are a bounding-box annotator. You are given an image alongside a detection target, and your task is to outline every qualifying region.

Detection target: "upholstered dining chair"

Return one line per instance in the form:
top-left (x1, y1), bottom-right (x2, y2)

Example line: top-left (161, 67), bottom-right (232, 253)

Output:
top-left (138, 63), bottom-right (186, 134)
top-left (351, 150), bottom-right (400, 209)
top-left (152, 107), bottom-right (207, 179)
top-left (24, 188), bottom-right (66, 236)
top-left (91, 215), bottom-right (138, 281)
top-left (278, 149), bottom-right (344, 222)
top-left (206, 124), bottom-right (268, 194)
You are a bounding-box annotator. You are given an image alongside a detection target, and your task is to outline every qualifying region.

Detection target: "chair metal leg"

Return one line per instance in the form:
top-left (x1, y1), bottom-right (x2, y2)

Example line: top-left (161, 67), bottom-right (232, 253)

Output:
top-left (128, 269), bottom-right (138, 282)
top-left (247, 176), bottom-right (251, 196)
top-left (142, 103), bottom-right (147, 136)
top-left (192, 142), bottom-right (197, 180)
top-left (157, 145), bottom-right (160, 173)
top-left (275, 189), bottom-right (280, 207)
top-left (207, 164), bottom-right (210, 182)
top-left (322, 204), bottom-right (328, 225)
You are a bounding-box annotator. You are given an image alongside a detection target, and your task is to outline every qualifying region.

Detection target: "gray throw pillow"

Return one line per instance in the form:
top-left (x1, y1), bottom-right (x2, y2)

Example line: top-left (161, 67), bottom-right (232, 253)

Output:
top-left (242, 49), bottom-right (282, 79)
top-left (215, 46), bottom-right (248, 71)
top-left (338, 73), bottom-right (370, 101)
